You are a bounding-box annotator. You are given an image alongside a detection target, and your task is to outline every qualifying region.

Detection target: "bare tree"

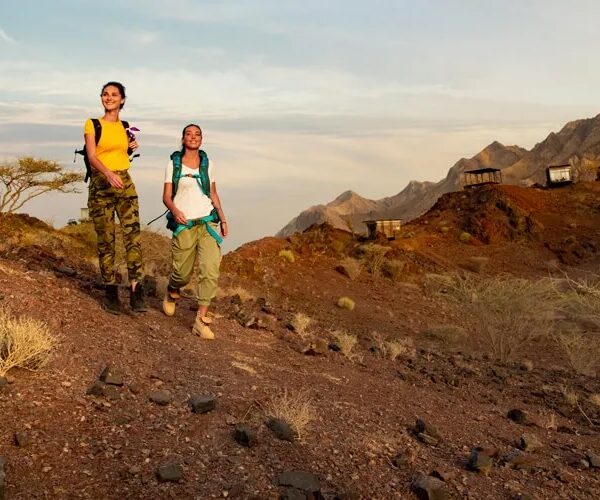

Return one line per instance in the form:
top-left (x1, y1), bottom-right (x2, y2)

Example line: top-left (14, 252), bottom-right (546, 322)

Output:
top-left (0, 157), bottom-right (83, 213)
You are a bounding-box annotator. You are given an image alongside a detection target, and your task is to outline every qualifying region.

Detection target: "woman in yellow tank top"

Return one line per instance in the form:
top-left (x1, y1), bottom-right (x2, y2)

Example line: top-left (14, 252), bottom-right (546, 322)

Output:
top-left (84, 81), bottom-right (147, 314)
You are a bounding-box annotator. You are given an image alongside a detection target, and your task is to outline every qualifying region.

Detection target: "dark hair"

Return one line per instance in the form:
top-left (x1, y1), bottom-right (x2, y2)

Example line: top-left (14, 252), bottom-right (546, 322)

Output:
top-left (180, 124), bottom-right (203, 152)
top-left (100, 81), bottom-right (126, 109)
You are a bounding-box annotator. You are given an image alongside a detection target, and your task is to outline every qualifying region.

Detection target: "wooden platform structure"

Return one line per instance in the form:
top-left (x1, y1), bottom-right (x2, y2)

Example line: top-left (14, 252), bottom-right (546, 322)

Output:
top-left (546, 164), bottom-right (573, 186)
top-left (364, 219), bottom-right (402, 240)
top-left (462, 167), bottom-right (502, 188)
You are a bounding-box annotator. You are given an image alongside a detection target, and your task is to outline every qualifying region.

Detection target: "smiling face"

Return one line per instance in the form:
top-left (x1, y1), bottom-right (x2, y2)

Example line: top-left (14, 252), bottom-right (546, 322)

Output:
top-left (182, 125), bottom-right (203, 151)
top-left (101, 85), bottom-right (125, 111)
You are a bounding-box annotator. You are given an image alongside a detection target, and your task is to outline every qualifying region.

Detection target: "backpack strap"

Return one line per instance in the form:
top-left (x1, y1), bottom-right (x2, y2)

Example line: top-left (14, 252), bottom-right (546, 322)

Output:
top-left (83, 118), bottom-right (102, 182)
top-left (170, 150), bottom-right (183, 198)
top-left (121, 120), bottom-right (134, 156)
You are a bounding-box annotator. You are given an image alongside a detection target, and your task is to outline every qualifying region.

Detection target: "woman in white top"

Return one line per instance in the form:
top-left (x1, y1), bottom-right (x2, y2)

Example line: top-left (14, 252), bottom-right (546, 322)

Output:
top-left (162, 124), bottom-right (228, 339)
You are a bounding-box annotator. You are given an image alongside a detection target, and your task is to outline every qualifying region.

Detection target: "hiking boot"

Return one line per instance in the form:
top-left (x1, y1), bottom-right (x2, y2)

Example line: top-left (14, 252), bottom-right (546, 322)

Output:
top-left (162, 287), bottom-right (180, 316)
top-left (192, 315), bottom-right (215, 340)
top-left (130, 283), bottom-right (148, 312)
top-left (104, 284), bottom-right (121, 315)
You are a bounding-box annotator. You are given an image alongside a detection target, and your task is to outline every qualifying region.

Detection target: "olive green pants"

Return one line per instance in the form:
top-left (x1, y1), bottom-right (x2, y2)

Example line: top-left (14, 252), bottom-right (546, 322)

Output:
top-left (168, 223), bottom-right (221, 306)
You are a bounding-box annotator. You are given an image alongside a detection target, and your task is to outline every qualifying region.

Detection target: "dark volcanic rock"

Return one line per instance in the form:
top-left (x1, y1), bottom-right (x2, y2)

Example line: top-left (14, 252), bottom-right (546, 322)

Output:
top-left (13, 432), bottom-right (31, 448)
top-left (519, 433), bottom-right (542, 452)
top-left (266, 418), bottom-right (296, 442)
top-left (189, 395), bottom-right (217, 414)
top-left (588, 451), bottom-right (600, 469)
top-left (274, 470), bottom-right (321, 496)
top-left (507, 408), bottom-right (528, 425)
top-left (468, 448), bottom-right (494, 476)
top-left (86, 380), bottom-right (105, 397)
top-left (233, 425), bottom-right (257, 448)
top-left (411, 473), bottom-right (449, 500)
top-left (99, 366), bottom-right (124, 386)
top-left (149, 390), bottom-right (172, 406)
top-left (0, 456), bottom-right (6, 500)
top-left (156, 462), bottom-right (183, 483)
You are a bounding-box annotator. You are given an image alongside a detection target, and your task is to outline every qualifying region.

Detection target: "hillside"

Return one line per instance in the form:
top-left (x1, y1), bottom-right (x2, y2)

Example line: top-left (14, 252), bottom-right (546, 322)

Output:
top-left (278, 114), bottom-right (600, 237)
top-left (1, 182), bottom-right (600, 498)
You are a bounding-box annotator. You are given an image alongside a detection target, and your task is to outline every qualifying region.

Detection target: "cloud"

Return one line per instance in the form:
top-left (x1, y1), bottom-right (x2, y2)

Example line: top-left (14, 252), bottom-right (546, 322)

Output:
top-left (0, 28), bottom-right (16, 45)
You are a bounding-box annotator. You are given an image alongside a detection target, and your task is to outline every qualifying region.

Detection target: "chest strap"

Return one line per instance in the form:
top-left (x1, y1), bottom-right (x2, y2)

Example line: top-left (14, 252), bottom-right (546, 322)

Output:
top-left (172, 212), bottom-right (223, 244)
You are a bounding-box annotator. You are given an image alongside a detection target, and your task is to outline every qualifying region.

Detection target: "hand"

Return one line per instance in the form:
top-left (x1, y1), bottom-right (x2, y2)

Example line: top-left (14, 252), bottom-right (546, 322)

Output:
top-left (129, 139), bottom-right (139, 152)
top-left (220, 221), bottom-right (229, 237)
top-left (173, 208), bottom-right (187, 225)
top-left (106, 171), bottom-right (124, 189)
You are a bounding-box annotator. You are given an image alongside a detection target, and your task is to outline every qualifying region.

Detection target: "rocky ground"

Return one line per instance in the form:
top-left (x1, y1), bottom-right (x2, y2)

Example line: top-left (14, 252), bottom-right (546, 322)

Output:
top-left (1, 183), bottom-right (600, 499)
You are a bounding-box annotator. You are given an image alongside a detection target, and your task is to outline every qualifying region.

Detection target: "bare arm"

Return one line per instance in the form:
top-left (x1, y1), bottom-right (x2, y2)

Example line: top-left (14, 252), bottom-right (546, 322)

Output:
top-left (84, 133), bottom-right (124, 189)
top-left (210, 182), bottom-right (228, 237)
top-left (162, 182), bottom-right (187, 224)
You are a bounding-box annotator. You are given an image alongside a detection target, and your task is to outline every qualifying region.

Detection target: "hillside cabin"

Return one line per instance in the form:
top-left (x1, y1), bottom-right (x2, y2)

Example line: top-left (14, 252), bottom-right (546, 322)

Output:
top-left (462, 167), bottom-right (503, 188)
top-left (364, 219), bottom-right (402, 240)
top-left (546, 164), bottom-right (573, 186)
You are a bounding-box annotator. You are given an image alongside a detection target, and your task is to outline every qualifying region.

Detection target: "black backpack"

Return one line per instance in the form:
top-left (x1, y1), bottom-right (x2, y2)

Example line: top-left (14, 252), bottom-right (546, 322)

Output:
top-left (74, 118), bottom-right (136, 182)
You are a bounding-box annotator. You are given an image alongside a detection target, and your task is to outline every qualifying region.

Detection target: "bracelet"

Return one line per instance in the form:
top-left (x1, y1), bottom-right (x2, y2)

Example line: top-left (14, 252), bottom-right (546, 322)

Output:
top-left (221, 220), bottom-right (228, 224)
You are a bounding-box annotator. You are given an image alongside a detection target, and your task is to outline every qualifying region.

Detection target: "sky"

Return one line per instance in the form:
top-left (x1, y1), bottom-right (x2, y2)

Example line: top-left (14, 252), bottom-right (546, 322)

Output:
top-left (1, 0), bottom-right (599, 251)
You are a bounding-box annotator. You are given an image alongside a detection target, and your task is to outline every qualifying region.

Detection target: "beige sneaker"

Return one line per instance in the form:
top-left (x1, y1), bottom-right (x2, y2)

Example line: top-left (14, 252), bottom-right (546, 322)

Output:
top-left (192, 315), bottom-right (215, 340)
top-left (162, 289), bottom-right (178, 317)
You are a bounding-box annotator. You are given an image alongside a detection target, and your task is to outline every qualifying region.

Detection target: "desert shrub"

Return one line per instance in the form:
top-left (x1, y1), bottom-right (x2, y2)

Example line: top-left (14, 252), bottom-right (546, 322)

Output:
top-left (331, 239), bottom-right (346, 256)
top-left (431, 274), bottom-right (563, 361)
top-left (440, 227), bottom-right (450, 234)
top-left (333, 330), bottom-right (358, 359)
top-left (278, 249), bottom-right (295, 263)
top-left (357, 243), bottom-right (390, 277)
top-left (290, 312), bottom-right (312, 336)
top-left (381, 259), bottom-right (405, 281)
top-left (559, 274), bottom-right (600, 330)
top-left (556, 331), bottom-right (599, 375)
top-left (521, 359), bottom-right (534, 372)
top-left (337, 296), bottom-right (355, 311)
top-left (589, 394), bottom-right (600, 407)
top-left (459, 232), bottom-right (472, 243)
top-left (265, 389), bottom-right (315, 439)
top-left (559, 385), bottom-right (578, 407)
top-left (423, 325), bottom-right (467, 345)
top-left (0, 308), bottom-right (56, 376)
top-left (372, 333), bottom-right (415, 360)
top-left (336, 257), bottom-right (362, 280)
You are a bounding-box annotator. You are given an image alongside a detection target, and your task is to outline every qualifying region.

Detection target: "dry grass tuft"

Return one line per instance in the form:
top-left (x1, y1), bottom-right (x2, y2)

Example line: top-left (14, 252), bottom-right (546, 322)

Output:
top-left (0, 308), bottom-right (56, 376)
top-left (556, 331), bottom-right (599, 375)
top-left (371, 332), bottom-right (415, 360)
top-left (559, 385), bottom-right (579, 407)
top-left (336, 296), bottom-right (355, 311)
top-left (336, 257), bottom-right (362, 280)
top-left (278, 249), bottom-right (295, 263)
top-left (431, 274), bottom-right (562, 361)
top-left (265, 389), bottom-right (316, 439)
top-left (423, 325), bottom-right (467, 345)
top-left (290, 313), bottom-right (312, 337)
top-left (381, 259), bottom-right (406, 281)
top-left (357, 243), bottom-right (390, 277)
top-left (333, 330), bottom-right (358, 359)
top-left (589, 393), bottom-right (600, 407)
top-left (231, 361), bottom-right (257, 374)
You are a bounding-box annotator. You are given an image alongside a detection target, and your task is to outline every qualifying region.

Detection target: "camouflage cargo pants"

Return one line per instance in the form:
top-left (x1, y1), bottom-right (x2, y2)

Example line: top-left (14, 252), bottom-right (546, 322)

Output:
top-left (88, 170), bottom-right (143, 285)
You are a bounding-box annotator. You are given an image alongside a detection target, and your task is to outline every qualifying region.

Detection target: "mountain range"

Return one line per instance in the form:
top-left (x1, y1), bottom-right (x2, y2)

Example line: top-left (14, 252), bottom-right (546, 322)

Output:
top-left (277, 113), bottom-right (600, 236)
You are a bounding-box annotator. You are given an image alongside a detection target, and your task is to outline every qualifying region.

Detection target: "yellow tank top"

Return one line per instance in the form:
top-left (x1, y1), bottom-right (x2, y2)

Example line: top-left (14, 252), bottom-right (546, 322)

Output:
top-left (84, 118), bottom-right (130, 171)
